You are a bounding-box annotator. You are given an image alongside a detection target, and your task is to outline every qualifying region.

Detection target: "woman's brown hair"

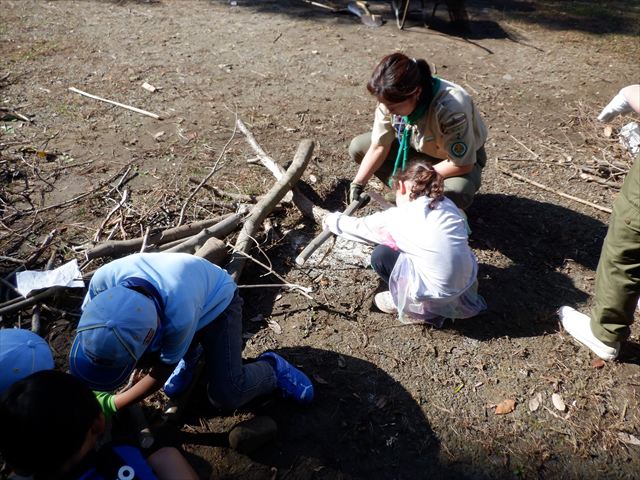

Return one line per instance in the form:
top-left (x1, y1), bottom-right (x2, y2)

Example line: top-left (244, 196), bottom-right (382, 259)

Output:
top-left (367, 52), bottom-right (433, 105)
top-left (392, 161), bottom-right (444, 209)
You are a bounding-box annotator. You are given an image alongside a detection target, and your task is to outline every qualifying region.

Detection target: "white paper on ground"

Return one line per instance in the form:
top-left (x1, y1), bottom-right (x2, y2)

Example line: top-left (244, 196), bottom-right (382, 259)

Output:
top-left (15, 259), bottom-right (85, 297)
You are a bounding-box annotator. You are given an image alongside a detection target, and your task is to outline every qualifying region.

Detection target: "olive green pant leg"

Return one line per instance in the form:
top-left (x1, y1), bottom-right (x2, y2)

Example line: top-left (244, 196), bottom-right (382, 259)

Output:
top-left (591, 157), bottom-right (640, 343)
top-left (349, 132), bottom-right (485, 209)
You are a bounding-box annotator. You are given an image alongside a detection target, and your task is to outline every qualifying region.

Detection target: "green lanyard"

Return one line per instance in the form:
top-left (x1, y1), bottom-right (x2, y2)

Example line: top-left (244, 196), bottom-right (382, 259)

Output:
top-left (389, 77), bottom-right (441, 184)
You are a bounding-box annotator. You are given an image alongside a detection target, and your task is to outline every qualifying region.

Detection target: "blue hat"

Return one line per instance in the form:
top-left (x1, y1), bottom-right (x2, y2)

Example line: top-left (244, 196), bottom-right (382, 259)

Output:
top-left (69, 286), bottom-right (158, 391)
top-left (0, 329), bottom-right (55, 394)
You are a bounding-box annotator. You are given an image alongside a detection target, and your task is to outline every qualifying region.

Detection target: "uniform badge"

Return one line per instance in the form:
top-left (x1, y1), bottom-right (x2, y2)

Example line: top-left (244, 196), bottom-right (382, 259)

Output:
top-left (450, 141), bottom-right (468, 158)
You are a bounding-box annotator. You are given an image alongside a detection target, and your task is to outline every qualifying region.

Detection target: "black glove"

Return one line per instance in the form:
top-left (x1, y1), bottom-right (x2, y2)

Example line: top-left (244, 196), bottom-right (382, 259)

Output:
top-left (349, 182), bottom-right (365, 204)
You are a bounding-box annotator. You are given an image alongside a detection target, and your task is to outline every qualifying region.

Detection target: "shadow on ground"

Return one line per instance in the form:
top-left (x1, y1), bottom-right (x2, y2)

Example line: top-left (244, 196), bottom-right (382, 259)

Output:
top-left (170, 347), bottom-right (454, 479)
top-left (453, 193), bottom-right (607, 340)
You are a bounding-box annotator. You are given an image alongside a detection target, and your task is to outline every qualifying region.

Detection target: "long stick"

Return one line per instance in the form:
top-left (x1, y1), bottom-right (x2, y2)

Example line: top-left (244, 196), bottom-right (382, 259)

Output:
top-left (497, 166), bottom-right (612, 214)
top-left (68, 87), bottom-right (162, 120)
top-left (236, 119), bottom-right (328, 222)
top-left (85, 215), bottom-right (231, 260)
top-left (295, 193), bottom-right (369, 266)
top-left (226, 140), bottom-right (314, 281)
top-left (165, 213), bottom-right (244, 254)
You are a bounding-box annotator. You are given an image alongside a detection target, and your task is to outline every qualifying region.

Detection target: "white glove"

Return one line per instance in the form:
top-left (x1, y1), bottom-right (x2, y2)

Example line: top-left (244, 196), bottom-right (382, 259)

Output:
top-left (597, 91), bottom-right (633, 123)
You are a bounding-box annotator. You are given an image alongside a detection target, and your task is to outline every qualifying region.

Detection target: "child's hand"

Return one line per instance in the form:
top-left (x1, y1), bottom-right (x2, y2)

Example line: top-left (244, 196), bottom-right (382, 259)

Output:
top-left (93, 391), bottom-right (118, 419)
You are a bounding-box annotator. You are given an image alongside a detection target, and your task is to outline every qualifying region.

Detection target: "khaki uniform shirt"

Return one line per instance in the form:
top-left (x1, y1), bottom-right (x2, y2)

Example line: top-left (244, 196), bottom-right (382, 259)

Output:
top-left (371, 78), bottom-right (488, 166)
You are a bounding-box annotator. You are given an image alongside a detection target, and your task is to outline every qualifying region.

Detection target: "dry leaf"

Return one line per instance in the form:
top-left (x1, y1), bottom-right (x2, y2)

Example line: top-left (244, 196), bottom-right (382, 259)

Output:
top-left (603, 125), bottom-right (613, 137)
top-left (591, 358), bottom-right (606, 369)
top-left (551, 393), bottom-right (566, 412)
top-left (618, 432), bottom-right (640, 446)
top-left (266, 318), bottom-right (282, 334)
top-left (528, 392), bottom-right (542, 412)
top-left (495, 399), bottom-right (516, 415)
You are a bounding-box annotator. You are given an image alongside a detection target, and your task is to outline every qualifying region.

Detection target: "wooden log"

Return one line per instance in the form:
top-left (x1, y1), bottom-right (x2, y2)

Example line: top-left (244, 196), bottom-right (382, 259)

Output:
top-left (237, 119), bottom-right (328, 222)
top-left (227, 140), bottom-right (315, 281)
top-left (194, 237), bottom-right (228, 266)
top-left (166, 212), bottom-right (244, 254)
top-left (295, 193), bottom-right (369, 266)
top-left (85, 215), bottom-right (231, 260)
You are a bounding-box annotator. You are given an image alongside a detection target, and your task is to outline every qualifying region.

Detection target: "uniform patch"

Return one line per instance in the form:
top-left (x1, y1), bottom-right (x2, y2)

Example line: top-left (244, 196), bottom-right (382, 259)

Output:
top-left (450, 141), bottom-right (468, 158)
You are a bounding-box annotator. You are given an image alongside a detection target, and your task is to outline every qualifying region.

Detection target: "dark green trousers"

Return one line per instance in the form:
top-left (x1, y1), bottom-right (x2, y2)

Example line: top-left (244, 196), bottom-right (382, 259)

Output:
top-left (591, 156), bottom-right (640, 343)
top-left (349, 132), bottom-right (485, 210)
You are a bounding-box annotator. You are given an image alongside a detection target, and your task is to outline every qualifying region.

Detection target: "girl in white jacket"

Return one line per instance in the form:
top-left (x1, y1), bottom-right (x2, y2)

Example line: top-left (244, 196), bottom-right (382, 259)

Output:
top-left (325, 161), bottom-right (486, 325)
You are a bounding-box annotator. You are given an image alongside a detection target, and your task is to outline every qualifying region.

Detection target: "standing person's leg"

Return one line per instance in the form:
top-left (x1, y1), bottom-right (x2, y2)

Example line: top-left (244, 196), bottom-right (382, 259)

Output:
top-left (591, 157), bottom-right (640, 343)
top-left (442, 146), bottom-right (486, 210)
top-left (370, 245), bottom-right (401, 284)
top-left (560, 157), bottom-right (640, 360)
top-left (202, 291), bottom-right (277, 410)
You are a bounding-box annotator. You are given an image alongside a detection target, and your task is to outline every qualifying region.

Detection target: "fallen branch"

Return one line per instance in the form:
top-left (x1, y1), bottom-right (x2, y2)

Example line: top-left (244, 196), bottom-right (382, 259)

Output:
top-left (578, 171), bottom-right (620, 189)
top-left (226, 139), bottom-right (314, 281)
top-left (497, 165), bottom-right (612, 214)
top-left (85, 215), bottom-right (231, 260)
top-left (236, 119), bottom-right (327, 222)
top-left (166, 212), bottom-right (245, 254)
top-left (68, 87), bottom-right (162, 120)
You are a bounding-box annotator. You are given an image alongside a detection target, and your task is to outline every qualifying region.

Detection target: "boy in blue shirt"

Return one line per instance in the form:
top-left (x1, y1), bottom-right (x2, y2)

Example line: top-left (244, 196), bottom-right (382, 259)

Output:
top-left (69, 253), bottom-right (313, 416)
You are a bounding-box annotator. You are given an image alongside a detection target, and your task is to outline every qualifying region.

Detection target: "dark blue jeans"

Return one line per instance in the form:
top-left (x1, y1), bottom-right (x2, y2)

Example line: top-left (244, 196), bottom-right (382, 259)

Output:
top-left (197, 290), bottom-right (277, 409)
top-left (371, 244), bottom-right (401, 284)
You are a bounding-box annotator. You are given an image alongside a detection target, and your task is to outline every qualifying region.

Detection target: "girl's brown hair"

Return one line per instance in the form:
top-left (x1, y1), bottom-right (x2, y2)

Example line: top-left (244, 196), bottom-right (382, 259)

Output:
top-left (392, 162), bottom-right (444, 209)
top-left (367, 52), bottom-right (433, 105)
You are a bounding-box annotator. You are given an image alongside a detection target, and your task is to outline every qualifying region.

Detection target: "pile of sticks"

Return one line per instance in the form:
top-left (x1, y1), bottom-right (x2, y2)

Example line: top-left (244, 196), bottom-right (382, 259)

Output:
top-left (0, 119), bottom-right (329, 327)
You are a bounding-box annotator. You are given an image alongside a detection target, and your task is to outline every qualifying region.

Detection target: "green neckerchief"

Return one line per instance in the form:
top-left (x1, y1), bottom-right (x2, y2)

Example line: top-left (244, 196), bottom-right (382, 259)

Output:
top-left (389, 77), bottom-right (442, 184)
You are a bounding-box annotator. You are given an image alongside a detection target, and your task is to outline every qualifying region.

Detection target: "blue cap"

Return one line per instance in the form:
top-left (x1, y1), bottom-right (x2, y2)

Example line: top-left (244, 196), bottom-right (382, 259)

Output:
top-left (69, 286), bottom-right (158, 391)
top-left (0, 329), bottom-right (55, 394)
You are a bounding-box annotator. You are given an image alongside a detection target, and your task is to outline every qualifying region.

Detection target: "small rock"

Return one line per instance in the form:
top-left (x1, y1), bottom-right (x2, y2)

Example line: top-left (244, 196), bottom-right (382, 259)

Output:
top-left (228, 416), bottom-right (278, 454)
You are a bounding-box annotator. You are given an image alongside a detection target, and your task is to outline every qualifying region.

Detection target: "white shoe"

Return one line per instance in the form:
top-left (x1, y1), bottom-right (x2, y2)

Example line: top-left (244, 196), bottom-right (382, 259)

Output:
top-left (558, 306), bottom-right (620, 361)
top-left (374, 291), bottom-right (396, 314)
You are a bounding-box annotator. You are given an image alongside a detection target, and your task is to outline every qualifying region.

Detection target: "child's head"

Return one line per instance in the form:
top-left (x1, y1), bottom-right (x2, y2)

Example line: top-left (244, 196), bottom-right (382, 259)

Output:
top-left (391, 162), bottom-right (444, 208)
top-left (0, 370), bottom-right (104, 477)
top-left (0, 328), bottom-right (55, 394)
top-left (69, 285), bottom-right (159, 391)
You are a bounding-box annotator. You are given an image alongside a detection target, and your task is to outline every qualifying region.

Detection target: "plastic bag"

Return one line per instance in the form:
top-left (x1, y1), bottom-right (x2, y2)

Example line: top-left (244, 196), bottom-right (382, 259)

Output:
top-left (619, 122), bottom-right (640, 157)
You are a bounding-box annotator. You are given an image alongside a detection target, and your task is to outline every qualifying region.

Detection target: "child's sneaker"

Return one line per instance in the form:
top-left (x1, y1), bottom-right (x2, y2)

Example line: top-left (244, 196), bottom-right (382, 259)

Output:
top-left (163, 344), bottom-right (203, 398)
top-left (259, 352), bottom-right (314, 404)
top-left (374, 291), bottom-right (397, 314)
top-left (558, 306), bottom-right (620, 361)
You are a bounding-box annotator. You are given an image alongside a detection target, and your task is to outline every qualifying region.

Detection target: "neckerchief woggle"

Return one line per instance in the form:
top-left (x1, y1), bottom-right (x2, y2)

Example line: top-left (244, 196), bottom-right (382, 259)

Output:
top-left (389, 77), bottom-right (441, 185)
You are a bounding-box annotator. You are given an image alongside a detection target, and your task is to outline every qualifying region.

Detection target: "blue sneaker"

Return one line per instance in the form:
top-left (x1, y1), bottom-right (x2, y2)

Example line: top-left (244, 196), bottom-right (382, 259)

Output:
top-left (163, 344), bottom-right (203, 398)
top-left (259, 352), bottom-right (314, 404)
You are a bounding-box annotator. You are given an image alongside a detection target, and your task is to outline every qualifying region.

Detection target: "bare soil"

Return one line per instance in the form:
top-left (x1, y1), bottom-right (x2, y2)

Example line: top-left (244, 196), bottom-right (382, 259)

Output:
top-left (1, 1), bottom-right (640, 479)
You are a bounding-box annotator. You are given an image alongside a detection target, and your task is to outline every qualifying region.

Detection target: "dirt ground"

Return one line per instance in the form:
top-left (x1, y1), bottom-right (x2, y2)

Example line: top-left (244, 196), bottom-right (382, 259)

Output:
top-left (1, 1), bottom-right (640, 479)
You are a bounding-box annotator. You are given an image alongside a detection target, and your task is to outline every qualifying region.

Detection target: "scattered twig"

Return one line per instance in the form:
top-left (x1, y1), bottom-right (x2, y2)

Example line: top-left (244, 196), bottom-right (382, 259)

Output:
top-left (176, 117), bottom-right (238, 226)
top-left (2, 163), bottom-right (132, 222)
top-left (497, 163), bottom-right (612, 214)
top-left (68, 87), bottom-right (162, 120)
top-left (94, 188), bottom-right (129, 242)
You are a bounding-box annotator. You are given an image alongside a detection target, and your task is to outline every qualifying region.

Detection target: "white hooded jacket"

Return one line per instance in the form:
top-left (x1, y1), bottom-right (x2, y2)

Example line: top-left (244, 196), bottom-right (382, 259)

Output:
top-left (325, 196), bottom-right (486, 324)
